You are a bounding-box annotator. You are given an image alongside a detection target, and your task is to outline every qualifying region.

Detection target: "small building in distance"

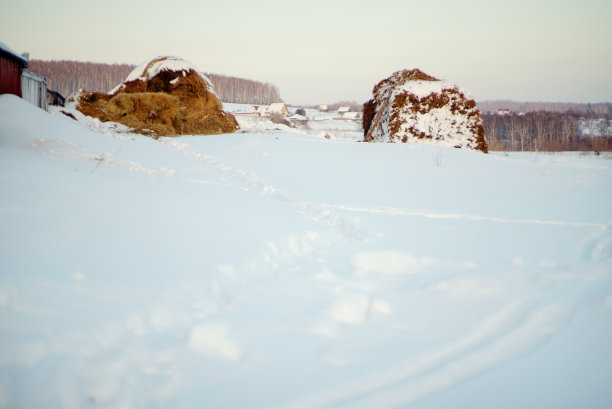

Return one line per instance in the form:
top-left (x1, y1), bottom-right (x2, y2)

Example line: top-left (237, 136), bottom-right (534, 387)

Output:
top-left (342, 111), bottom-right (361, 120)
top-left (318, 104), bottom-right (329, 111)
top-left (269, 102), bottom-right (289, 117)
top-left (252, 105), bottom-right (270, 117)
top-left (289, 113), bottom-right (308, 123)
top-left (337, 106), bottom-right (350, 114)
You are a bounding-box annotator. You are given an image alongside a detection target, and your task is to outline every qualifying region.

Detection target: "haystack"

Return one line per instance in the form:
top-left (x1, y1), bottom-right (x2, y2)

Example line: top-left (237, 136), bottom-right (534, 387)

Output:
top-left (76, 56), bottom-right (238, 137)
top-left (363, 69), bottom-right (487, 152)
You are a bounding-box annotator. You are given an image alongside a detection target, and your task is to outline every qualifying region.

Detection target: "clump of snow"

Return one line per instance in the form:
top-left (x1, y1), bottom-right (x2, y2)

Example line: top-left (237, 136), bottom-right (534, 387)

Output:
top-left (325, 293), bottom-right (372, 324)
top-left (351, 250), bottom-right (434, 276)
top-left (188, 323), bottom-right (241, 361)
top-left (324, 293), bottom-right (392, 325)
top-left (0, 285), bottom-right (17, 310)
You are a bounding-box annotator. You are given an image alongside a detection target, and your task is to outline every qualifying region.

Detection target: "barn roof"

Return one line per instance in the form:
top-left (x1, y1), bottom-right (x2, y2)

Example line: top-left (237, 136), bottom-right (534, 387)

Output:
top-left (0, 41), bottom-right (28, 68)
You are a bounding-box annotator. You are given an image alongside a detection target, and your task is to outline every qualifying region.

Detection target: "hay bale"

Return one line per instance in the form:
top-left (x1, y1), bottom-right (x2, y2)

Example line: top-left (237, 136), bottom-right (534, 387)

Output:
top-left (76, 56), bottom-right (238, 137)
top-left (363, 69), bottom-right (487, 152)
top-left (105, 92), bottom-right (182, 136)
top-left (75, 91), bottom-right (111, 119)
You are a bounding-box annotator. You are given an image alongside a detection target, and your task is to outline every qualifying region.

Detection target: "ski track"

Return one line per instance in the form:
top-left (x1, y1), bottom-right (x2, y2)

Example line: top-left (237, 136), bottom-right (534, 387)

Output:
top-left (320, 203), bottom-right (610, 229)
top-left (160, 139), bottom-right (367, 240)
top-left (159, 139), bottom-right (374, 279)
top-left (31, 133), bottom-right (371, 281)
top-left (283, 300), bottom-right (570, 409)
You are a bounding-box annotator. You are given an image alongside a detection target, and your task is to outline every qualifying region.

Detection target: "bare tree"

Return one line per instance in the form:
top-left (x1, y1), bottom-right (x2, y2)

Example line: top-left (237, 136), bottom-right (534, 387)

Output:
top-left (533, 112), bottom-right (547, 152)
top-left (516, 115), bottom-right (530, 151)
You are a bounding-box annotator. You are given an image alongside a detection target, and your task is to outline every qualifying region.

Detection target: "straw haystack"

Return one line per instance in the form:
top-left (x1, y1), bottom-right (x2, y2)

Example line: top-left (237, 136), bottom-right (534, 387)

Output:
top-left (76, 57), bottom-right (238, 137)
top-left (363, 69), bottom-right (487, 152)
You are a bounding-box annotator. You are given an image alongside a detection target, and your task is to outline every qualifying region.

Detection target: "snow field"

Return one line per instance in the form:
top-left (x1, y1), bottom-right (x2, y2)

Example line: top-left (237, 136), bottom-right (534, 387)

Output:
top-left (1, 94), bottom-right (611, 409)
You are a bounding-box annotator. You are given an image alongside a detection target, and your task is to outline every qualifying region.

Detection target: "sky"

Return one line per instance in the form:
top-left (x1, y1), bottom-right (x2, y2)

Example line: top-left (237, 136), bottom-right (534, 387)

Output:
top-left (1, 0), bottom-right (611, 105)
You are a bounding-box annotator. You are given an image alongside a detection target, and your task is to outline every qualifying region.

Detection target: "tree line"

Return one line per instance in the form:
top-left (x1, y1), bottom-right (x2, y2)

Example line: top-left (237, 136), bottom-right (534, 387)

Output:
top-left (28, 60), bottom-right (133, 98)
top-left (28, 60), bottom-right (282, 104)
top-left (206, 73), bottom-right (281, 104)
top-left (479, 100), bottom-right (611, 116)
top-left (482, 111), bottom-right (610, 152)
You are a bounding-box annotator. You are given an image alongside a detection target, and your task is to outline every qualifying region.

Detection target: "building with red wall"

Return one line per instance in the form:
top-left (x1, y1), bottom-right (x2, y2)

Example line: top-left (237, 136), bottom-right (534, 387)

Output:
top-left (0, 41), bottom-right (29, 97)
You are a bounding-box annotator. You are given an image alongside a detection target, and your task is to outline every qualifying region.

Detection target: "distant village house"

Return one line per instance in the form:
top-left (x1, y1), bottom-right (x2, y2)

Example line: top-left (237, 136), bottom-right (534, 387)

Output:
top-left (289, 113), bottom-right (307, 122)
top-left (342, 111), bottom-right (361, 120)
top-left (269, 102), bottom-right (289, 117)
top-left (252, 105), bottom-right (270, 117)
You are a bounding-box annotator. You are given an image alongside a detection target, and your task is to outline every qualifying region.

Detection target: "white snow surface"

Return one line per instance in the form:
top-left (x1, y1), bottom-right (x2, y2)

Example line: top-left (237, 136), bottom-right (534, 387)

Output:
top-left (109, 56), bottom-right (216, 96)
top-left (1, 94), bottom-right (612, 409)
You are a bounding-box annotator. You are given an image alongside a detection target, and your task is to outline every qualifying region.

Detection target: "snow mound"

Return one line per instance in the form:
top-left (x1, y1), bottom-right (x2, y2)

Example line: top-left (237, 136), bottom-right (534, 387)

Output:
top-left (76, 56), bottom-right (237, 137)
top-left (363, 69), bottom-right (487, 152)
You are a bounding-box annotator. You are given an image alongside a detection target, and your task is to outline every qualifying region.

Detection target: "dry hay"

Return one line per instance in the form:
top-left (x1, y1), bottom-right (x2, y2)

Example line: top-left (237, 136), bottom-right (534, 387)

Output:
top-left (363, 69), bottom-right (487, 153)
top-left (76, 57), bottom-right (238, 137)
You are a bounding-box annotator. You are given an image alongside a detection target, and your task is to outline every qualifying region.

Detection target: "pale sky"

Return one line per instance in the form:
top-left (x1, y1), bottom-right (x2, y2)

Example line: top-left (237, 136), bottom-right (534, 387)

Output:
top-left (2, 0), bottom-right (611, 105)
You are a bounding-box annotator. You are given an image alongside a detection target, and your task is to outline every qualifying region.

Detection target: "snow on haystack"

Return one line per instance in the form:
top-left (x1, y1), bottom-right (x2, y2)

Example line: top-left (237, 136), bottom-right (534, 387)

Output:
top-left (76, 56), bottom-right (238, 137)
top-left (363, 69), bottom-right (487, 152)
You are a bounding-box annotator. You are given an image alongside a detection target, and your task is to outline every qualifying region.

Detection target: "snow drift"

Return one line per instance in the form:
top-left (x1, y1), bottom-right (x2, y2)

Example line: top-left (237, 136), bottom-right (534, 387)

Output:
top-left (1, 94), bottom-right (612, 409)
top-left (75, 56), bottom-right (238, 137)
top-left (363, 69), bottom-right (487, 152)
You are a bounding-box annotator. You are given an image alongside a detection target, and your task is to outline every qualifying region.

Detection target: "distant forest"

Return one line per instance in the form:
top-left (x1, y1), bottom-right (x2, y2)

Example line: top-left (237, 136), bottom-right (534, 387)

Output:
top-left (478, 100), bottom-right (611, 116)
top-left (28, 60), bottom-right (283, 105)
top-left (205, 73), bottom-right (282, 105)
top-left (483, 111), bottom-right (610, 152)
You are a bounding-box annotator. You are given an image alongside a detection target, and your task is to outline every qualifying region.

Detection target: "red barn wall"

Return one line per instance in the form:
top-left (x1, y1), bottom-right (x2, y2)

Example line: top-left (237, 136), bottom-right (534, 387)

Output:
top-left (0, 55), bottom-right (22, 97)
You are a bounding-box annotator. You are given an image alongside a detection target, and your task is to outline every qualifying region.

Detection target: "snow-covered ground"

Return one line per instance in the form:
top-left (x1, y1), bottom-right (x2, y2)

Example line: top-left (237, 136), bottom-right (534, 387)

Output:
top-left (224, 103), bottom-right (363, 141)
top-left (1, 94), bottom-right (611, 409)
